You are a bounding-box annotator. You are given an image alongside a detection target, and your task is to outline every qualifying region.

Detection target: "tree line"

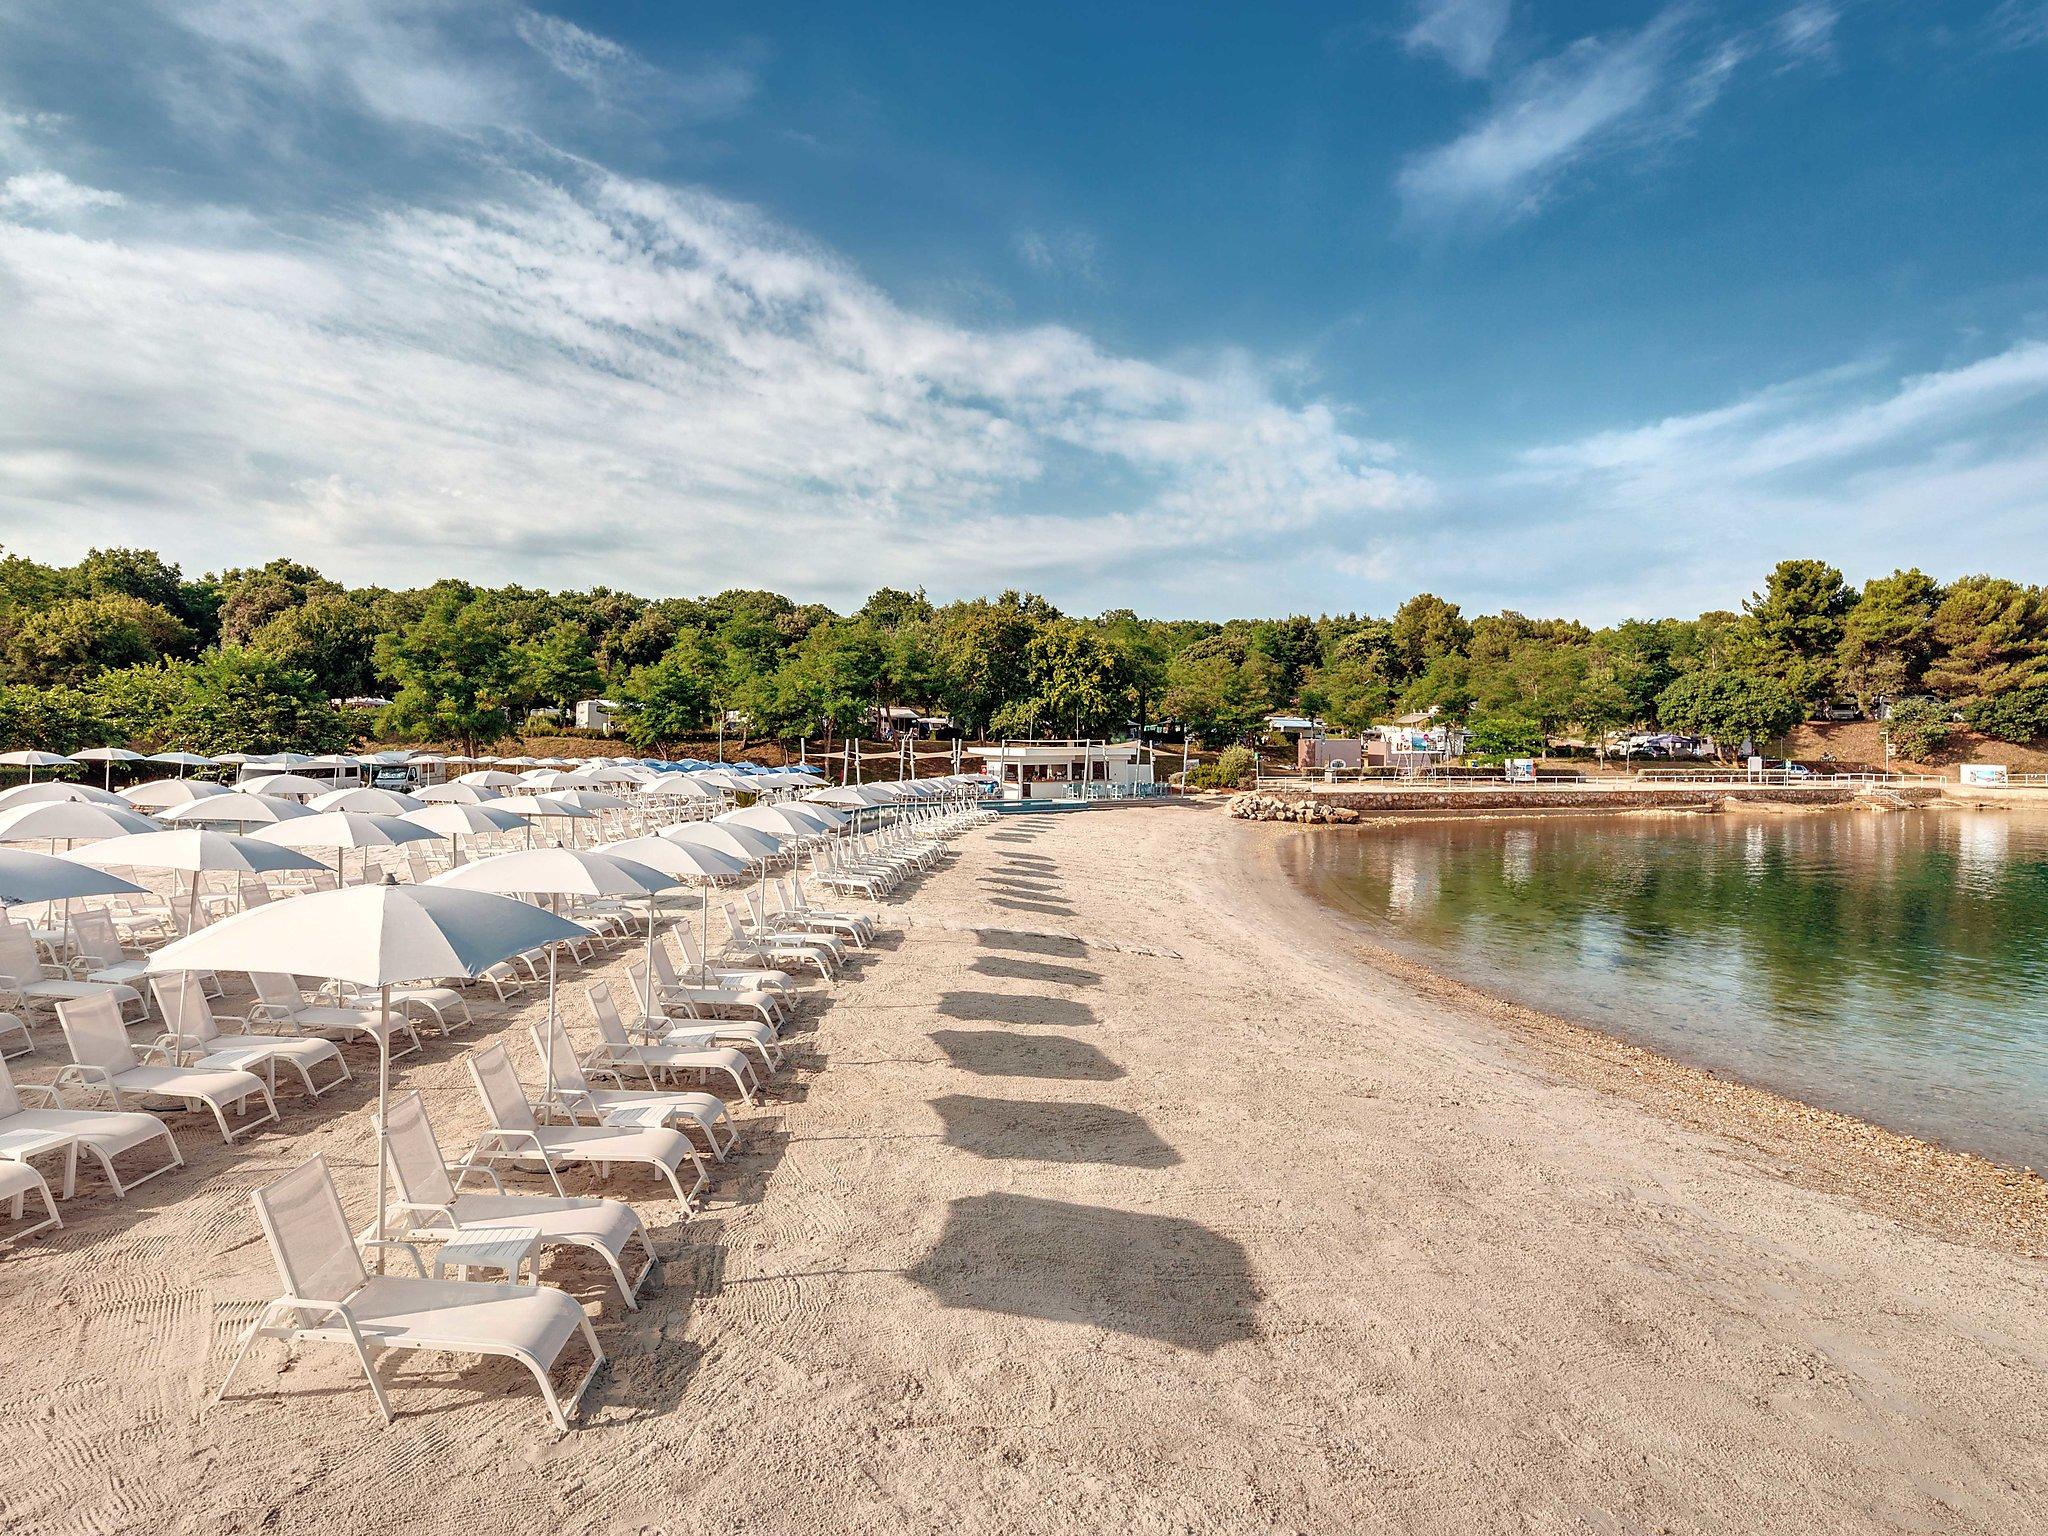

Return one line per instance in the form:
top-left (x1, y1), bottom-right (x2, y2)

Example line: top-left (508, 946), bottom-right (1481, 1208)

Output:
top-left (2, 547), bottom-right (2045, 760)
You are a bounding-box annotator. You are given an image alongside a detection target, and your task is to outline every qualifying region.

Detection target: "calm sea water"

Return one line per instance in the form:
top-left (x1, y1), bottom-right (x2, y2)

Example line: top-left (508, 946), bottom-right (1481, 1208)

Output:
top-left (1282, 808), bottom-right (2048, 1168)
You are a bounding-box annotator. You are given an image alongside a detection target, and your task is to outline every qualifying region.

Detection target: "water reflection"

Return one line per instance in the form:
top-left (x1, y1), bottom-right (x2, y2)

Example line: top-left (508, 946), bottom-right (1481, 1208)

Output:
top-left (1284, 809), bottom-right (2048, 1168)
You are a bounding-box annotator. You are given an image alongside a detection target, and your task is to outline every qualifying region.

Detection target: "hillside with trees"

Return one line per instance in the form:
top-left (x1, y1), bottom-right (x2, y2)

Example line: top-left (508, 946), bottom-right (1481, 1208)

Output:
top-left (2, 546), bottom-right (2045, 760)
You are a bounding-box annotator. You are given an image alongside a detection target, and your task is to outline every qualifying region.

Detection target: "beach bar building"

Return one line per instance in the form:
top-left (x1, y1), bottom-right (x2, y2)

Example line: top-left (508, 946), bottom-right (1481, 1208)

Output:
top-left (973, 741), bottom-right (1154, 801)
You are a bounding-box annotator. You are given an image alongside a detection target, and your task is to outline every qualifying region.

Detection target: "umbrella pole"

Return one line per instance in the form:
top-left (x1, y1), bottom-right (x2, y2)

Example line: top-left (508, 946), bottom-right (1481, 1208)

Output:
top-left (700, 883), bottom-right (710, 984)
top-left (373, 983), bottom-right (391, 1275)
top-left (544, 943), bottom-right (558, 1120)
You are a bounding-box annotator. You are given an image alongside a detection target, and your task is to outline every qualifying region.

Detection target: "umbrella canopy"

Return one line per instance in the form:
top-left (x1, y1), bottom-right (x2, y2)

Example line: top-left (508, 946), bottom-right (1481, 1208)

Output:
top-left (688, 769), bottom-right (754, 793)
top-left (637, 776), bottom-right (716, 801)
top-left (721, 803), bottom-right (845, 840)
top-left (0, 750), bottom-right (76, 774)
top-left (455, 769), bottom-right (524, 788)
top-left (491, 795), bottom-right (595, 820)
top-left (599, 835), bottom-right (751, 882)
top-left (310, 786), bottom-right (427, 815)
top-left (161, 793), bottom-right (313, 827)
top-left (0, 781), bottom-right (133, 809)
top-left (401, 804), bottom-right (526, 840)
top-left (426, 847), bottom-right (676, 900)
top-left (68, 828), bottom-right (326, 877)
top-left (805, 784), bottom-right (894, 808)
top-left (69, 746), bottom-right (144, 764)
top-left (415, 782), bottom-right (502, 805)
top-left (241, 772), bottom-right (330, 800)
top-left (544, 788), bottom-right (627, 811)
top-left (147, 751), bottom-right (219, 769)
top-left (121, 778), bottom-right (230, 811)
top-left (252, 811), bottom-right (436, 853)
top-left (0, 848), bottom-right (145, 907)
top-left (662, 820), bottom-right (783, 864)
top-left (0, 800), bottom-right (159, 843)
top-left (562, 764), bottom-right (644, 787)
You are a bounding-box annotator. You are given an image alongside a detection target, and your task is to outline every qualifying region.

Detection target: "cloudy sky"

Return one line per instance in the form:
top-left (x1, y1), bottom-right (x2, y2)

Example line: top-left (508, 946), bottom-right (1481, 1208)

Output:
top-left (1, 1), bottom-right (2044, 621)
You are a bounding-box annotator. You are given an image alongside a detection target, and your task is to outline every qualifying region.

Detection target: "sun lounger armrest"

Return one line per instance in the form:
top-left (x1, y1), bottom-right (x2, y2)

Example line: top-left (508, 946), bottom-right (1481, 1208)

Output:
top-left (468, 1128), bottom-right (552, 1161)
top-left (449, 1161), bottom-right (505, 1193)
top-left (18, 1082), bottom-right (62, 1107)
top-left (53, 1064), bottom-right (113, 1094)
top-left (132, 1041), bottom-right (177, 1066)
top-left (354, 1239), bottom-right (429, 1275)
top-left (387, 1200), bottom-right (462, 1232)
top-left (540, 1087), bottom-right (602, 1124)
top-left (247, 1003), bottom-right (295, 1027)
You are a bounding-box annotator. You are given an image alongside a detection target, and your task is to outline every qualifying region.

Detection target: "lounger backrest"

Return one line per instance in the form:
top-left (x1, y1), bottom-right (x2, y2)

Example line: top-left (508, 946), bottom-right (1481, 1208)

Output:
top-left (382, 1090), bottom-right (456, 1209)
top-left (529, 1022), bottom-right (590, 1096)
top-left (0, 1055), bottom-right (21, 1118)
top-left (649, 944), bottom-right (680, 992)
top-left (251, 1155), bottom-right (368, 1304)
top-left (467, 1042), bottom-right (536, 1132)
top-left (673, 925), bottom-right (704, 971)
top-left (722, 902), bottom-right (746, 939)
top-left (248, 972), bottom-right (302, 1014)
top-left (72, 911), bottom-right (125, 968)
top-left (745, 890), bottom-right (769, 925)
top-left (152, 971), bottom-right (219, 1047)
top-left (586, 983), bottom-right (631, 1051)
top-left (0, 922), bottom-right (42, 985)
top-left (625, 959), bottom-right (655, 1015)
top-left (56, 993), bottom-right (138, 1074)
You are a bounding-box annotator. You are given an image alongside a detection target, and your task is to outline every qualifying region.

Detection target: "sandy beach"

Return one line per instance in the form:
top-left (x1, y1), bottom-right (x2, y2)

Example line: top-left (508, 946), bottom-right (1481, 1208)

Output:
top-left (3, 800), bottom-right (2045, 1534)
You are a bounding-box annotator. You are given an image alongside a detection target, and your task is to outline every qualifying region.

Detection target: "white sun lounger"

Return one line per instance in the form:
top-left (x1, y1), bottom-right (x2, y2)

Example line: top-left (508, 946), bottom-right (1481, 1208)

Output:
top-left (0, 1054), bottom-right (182, 1197)
top-left (722, 903), bottom-right (836, 979)
top-left (246, 972), bottom-right (424, 1059)
top-left (671, 926), bottom-right (796, 995)
top-left (215, 1155), bottom-right (604, 1432)
top-left (0, 918), bottom-right (144, 1023)
top-left (463, 1042), bottom-right (709, 1210)
top-left (587, 983), bottom-right (761, 1106)
top-left (0, 1155), bottom-right (60, 1241)
top-left (529, 1019), bottom-right (736, 1159)
top-left (381, 1090), bottom-right (657, 1310)
top-left (152, 972), bottom-right (350, 1101)
top-left (642, 945), bottom-right (786, 1030)
top-left (56, 993), bottom-right (277, 1144)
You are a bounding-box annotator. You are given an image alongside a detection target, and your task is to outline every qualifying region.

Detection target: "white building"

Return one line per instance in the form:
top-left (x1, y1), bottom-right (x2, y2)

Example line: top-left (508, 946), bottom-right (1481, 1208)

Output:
top-left (973, 741), bottom-right (1155, 801)
top-left (573, 698), bottom-right (618, 733)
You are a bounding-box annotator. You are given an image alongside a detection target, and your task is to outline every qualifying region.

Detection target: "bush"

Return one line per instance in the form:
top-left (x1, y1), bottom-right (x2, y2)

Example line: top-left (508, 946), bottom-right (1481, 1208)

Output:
top-left (1213, 744), bottom-right (1257, 788)
top-left (1962, 685), bottom-right (2048, 745)
top-left (1464, 711), bottom-right (1546, 763)
top-left (1883, 696), bottom-right (1952, 761)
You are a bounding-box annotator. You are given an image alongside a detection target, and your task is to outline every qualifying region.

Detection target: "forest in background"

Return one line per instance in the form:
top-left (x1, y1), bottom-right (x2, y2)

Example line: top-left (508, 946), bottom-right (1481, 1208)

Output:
top-left (3, 546), bottom-right (2046, 762)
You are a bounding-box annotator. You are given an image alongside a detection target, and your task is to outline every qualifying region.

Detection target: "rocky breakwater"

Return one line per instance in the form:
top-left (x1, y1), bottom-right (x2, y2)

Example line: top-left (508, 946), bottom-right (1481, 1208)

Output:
top-left (1230, 792), bottom-right (1366, 824)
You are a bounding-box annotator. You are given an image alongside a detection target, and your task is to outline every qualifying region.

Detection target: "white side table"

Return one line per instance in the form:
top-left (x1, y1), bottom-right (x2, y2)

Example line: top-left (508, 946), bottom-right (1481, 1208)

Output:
top-left (432, 1225), bottom-right (541, 1284)
top-left (0, 1130), bottom-right (80, 1200)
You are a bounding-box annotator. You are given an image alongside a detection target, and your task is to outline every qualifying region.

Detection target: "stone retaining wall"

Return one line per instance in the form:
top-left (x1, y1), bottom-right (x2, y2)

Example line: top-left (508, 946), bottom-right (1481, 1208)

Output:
top-left (1227, 786), bottom-right (1923, 822)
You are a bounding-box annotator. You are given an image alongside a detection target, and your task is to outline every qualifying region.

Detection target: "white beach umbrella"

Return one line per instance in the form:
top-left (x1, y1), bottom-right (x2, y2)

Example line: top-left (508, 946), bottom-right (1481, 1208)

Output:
top-left (212, 752), bottom-right (255, 765)
top-left (563, 764), bottom-right (643, 787)
top-left (121, 778), bottom-right (230, 811)
top-left (805, 784), bottom-right (893, 808)
top-left (399, 803), bottom-right (526, 866)
top-left (456, 769), bottom-right (525, 788)
top-left (416, 782), bottom-right (502, 805)
top-left (688, 769), bottom-right (753, 794)
top-left (69, 746), bottom-right (145, 789)
top-left (637, 776), bottom-right (716, 802)
top-left (545, 788), bottom-right (627, 811)
top-left (721, 803), bottom-right (844, 841)
top-left (0, 750), bottom-right (77, 783)
top-left (241, 772), bottom-right (330, 801)
top-left (602, 834), bottom-right (751, 980)
top-left (0, 848), bottom-right (145, 908)
top-left (68, 828), bottom-right (326, 931)
top-left (161, 793), bottom-right (314, 829)
top-left (490, 795), bottom-right (596, 849)
top-left (0, 800), bottom-right (159, 843)
top-left (148, 885), bottom-right (586, 1269)
top-left (0, 781), bottom-right (133, 809)
top-left (310, 786), bottom-right (427, 815)
top-left (253, 811), bottom-right (435, 885)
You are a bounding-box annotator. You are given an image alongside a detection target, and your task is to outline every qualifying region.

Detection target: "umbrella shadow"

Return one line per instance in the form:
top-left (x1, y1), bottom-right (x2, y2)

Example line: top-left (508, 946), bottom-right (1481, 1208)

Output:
top-left (970, 956), bottom-right (1101, 987)
top-left (905, 1193), bottom-right (1256, 1352)
top-left (928, 1029), bottom-right (1123, 1082)
top-left (937, 990), bottom-right (1096, 1028)
top-left (929, 1094), bottom-right (1177, 1168)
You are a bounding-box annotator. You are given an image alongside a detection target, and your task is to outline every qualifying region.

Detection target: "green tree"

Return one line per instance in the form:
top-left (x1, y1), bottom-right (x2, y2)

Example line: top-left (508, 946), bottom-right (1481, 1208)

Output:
top-left (7, 594), bottom-right (194, 686)
top-left (157, 651), bottom-right (351, 754)
top-left (1464, 712), bottom-right (1547, 762)
top-left (1881, 697), bottom-right (1952, 762)
top-left (215, 558), bottom-right (337, 646)
top-left (516, 621), bottom-right (603, 719)
top-left (1739, 558), bottom-right (1855, 709)
top-left (0, 683), bottom-right (106, 754)
top-left (374, 593), bottom-right (520, 753)
top-left (247, 591), bottom-right (377, 698)
top-left (1390, 593), bottom-right (1471, 681)
top-left (1655, 671), bottom-right (1803, 757)
top-left (1836, 568), bottom-right (1941, 708)
top-left (993, 618), bottom-right (1128, 738)
top-left (619, 636), bottom-right (716, 750)
top-left (1924, 576), bottom-right (2048, 701)
top-left (1299, 658), bottom-right (1393, 734)
top-left (1160, 637), bottom-right (1271, 747)
top-left (1961, 685), bottom-right (2048, 745)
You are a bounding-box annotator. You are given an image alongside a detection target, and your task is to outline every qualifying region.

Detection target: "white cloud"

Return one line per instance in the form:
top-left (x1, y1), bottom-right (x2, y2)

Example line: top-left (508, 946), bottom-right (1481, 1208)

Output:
top-left (0, 166), bottom-right (1420, 606)
top-left (1013, 225), bottom-right (1102, 286)
top-left (1398, 8), bottom-right (1697, 222)
top-left (1494, 340), bottom-right (2048, 615)
top-left (1986, 2), bottom-right (2048, 50)
top-left (1403, 0), bottom-right (1513, 79)
top-left (0, 170), bottom-right (123, 215)
top-left (1773, 2), bottom-right (1841, 63)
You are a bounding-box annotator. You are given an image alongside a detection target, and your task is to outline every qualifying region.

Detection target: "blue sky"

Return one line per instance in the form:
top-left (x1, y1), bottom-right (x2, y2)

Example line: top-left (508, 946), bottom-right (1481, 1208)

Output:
top-left (1, 1), bottom-right (2045, 621)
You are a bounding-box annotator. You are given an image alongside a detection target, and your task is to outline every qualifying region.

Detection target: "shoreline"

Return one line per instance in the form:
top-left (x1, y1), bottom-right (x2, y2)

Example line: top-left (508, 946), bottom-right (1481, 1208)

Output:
top-left (1237, 818), bottom-right (2048, 1261)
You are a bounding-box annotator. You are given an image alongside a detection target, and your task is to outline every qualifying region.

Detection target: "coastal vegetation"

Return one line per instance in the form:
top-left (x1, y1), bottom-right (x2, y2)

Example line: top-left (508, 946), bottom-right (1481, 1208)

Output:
top-left (3, 546), bottom-right (2047, 757)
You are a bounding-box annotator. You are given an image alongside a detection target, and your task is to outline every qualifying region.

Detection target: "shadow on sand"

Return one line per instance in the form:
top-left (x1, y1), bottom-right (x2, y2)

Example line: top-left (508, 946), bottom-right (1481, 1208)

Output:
top-left (970, 955), bottom-right (1101, 987)
top-left (929, 1094), bottom-right (1178, 1168)
top-left (905, 1193), bottom-right (1256, 1352)
top-left (928, 1029), bottom-right (1123, 1082)
top-left (937, 990), bottom-right (1097, 1028)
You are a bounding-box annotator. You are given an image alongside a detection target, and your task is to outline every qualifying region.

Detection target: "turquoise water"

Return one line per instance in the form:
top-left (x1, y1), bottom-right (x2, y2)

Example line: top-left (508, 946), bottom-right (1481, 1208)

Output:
top-left (1283, 808), bottom-right (2048, 1168)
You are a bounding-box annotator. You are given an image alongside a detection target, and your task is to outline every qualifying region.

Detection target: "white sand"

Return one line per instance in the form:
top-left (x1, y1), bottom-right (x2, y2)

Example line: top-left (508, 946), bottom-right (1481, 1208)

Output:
top-left (2, 801), bottom-right (2043, 1533)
